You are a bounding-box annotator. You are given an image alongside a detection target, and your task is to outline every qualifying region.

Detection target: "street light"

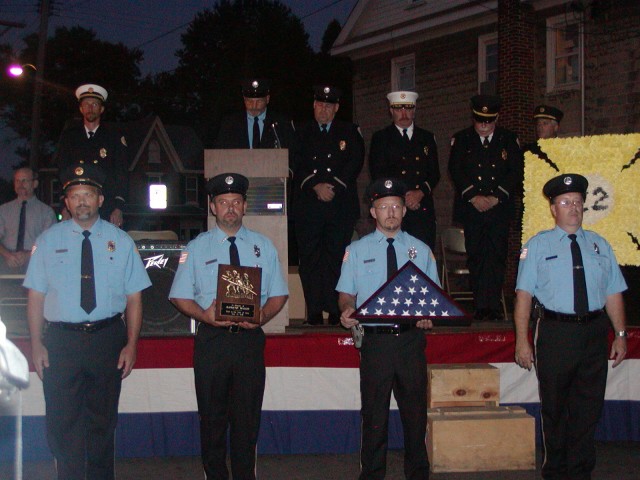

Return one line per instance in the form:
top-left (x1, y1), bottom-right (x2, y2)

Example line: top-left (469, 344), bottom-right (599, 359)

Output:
top-left (7, 63), bottom-right (36, 77)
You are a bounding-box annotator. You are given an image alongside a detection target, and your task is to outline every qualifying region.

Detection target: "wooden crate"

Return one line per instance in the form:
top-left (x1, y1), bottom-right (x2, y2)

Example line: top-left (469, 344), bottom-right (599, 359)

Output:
top-left (427, 406), bottom-right (535, 473)
top-left (427, 363), bottom-right (500, 407)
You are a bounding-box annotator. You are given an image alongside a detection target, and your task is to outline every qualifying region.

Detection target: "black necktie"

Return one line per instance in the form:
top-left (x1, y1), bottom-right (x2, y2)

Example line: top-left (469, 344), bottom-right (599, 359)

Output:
top-left (16, 200), bottom-right (26, 251)
top-left (402, 128), bottom-right (409, 142)
top-left (252, 117), bottom-right (260, 149)
top-left (568, 234), bottom-right (589, 316)
top-left (483, 136), bottom-right (490, 148)
top-left (228, 236), bottom-right (240, 266)
top-left (387, 238), bottom-right (397, 280)
top-left (321, 124), bottom-right (328, 134)
top-left (81, 230), bottom-right (97, 314)
top-left (88, 130), bottom-right (95, 139)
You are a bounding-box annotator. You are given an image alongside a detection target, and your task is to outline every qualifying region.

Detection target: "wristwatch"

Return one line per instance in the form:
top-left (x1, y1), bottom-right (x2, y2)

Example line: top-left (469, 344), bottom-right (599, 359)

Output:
top-left (616, 330), bottom-right (628, 338)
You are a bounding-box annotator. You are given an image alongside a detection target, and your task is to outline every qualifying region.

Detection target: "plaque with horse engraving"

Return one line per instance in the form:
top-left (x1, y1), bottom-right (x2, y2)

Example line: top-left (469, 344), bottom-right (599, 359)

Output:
top-left (215, 264), bottom-right (262, 323)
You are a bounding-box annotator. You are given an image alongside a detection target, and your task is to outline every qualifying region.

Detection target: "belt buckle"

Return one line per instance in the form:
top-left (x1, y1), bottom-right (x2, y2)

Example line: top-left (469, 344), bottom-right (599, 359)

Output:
top-left (576, 314), bottom-right (587, 325)
top-left (228, 324), bottom-right (240, 333)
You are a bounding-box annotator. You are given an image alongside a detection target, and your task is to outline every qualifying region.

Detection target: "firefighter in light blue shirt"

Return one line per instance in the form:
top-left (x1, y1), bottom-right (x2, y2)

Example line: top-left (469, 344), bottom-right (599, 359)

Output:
top-left (169, 172), bottom-right (287, 480)
top-left (514, 173), bottom-right (627, 480)
top-left (25, 161), bottom-right (151, 480)
top-left (337, 178), bottom-right (438, 480)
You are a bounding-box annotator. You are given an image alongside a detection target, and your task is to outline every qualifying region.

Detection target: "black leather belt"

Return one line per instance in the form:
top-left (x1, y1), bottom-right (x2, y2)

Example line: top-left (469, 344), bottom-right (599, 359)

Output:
top-left (200, 322), bottom-right (245, 333)
top-left (362, 324), bottom-right (413, 335)
top-left (46, 314), bottom-right (122, 333)
top-left (544, 308), bottom-right (604, 324)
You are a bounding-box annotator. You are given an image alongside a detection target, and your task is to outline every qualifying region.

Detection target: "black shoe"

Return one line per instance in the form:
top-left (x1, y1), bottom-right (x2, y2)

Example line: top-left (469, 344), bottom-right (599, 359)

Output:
top-left (303, 313), bottom-right (323, 325)
top-left (328, 313), bottom-right (340, 325)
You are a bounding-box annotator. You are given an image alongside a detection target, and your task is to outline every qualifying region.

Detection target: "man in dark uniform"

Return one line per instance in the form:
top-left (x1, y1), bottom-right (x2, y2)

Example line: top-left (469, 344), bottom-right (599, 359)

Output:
top-left (514, 173), bottom-right (627, 480)
top-left (448, 95), bottom-right (523, 321)
top-left (369, 91), bottom-right (440, 250)
top-left (25, 162), bottom-right (151, 480)
top-left (55, 84), bottom-right (129, 227)
top-left (338, 178), bottom-right (438, 480)
top-left (522, 105), bottom-right (564, 167)
top-left (214, 78), bottom-right (296, 151)
top-left (293, 85), bottom-right (364, 325)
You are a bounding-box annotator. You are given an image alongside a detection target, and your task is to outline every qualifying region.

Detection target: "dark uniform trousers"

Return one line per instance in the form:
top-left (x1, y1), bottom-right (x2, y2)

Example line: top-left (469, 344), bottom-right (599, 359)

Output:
top-left (359, 329), bottom-right (429, 480)
top-left (43, 319), bottom-right (127, 480)
top-left (448, 126), bottom-right (522, 313)
top-left (194, 324), bottom-right (266, 480)
top-left (369, 124), bottom-right (440, 251)
top-left (535, 314), bottom-right (610, 480)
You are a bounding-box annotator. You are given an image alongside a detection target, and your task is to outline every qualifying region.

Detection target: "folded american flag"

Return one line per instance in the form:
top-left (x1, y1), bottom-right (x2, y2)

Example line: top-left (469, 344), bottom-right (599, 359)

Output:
top-left (353, 261), bottom-right (471, 326)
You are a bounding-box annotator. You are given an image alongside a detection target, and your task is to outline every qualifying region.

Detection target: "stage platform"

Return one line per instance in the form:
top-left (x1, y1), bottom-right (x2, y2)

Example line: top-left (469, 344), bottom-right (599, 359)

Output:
top-left (1, 327), bottom-right (639, 462)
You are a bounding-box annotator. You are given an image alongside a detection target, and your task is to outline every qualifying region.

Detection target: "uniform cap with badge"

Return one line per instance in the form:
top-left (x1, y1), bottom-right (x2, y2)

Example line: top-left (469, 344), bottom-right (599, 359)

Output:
top-left (75, 84), bottom-right (108, 103)
top-left (543, 173), bottom-right (588, 202)
top-left (313, 85), bottom-right (342, 104)
top-left (206, 173), bottom-right (249, 198)
top-left (241, 79), bottom-right (270, 98)
top-left (367, 178), bottom-right (408, 203)
top-left (471, 94), bottom-right (501, 123)
top-left (533, 105), bottom-right (564, 123)
top-left (387, 91), bottom-right (418, 109)
top-left (60, 161), bottom-right (107, 191)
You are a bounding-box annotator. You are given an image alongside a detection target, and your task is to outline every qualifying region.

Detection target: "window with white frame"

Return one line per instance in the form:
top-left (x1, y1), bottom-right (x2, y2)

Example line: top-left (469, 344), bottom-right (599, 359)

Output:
top-left (148, 139), bottom-right (161, 164)
top-left (185, 176), bottom-right (198, 204)
top-left (546, 14), bottom-right (581, 91)
top-left (391, 54), bottom-right (415, 91)
top-left (478, 32), bottom-right (498, 94)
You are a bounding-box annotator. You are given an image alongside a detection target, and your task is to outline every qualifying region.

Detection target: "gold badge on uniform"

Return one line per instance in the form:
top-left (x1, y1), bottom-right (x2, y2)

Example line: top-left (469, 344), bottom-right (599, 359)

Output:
top-left (423, 146), bottom-right (429, 156)
top-left (339, 140), bottom-right (346, 151)
top-left (107, 241), bottom-right (116, 252)
top-left (100, 148), bottom-right (107, 158)
top-left (75, 167), bottom-right (84, 176)
top-left (501, 149), bottom-right (507, 160)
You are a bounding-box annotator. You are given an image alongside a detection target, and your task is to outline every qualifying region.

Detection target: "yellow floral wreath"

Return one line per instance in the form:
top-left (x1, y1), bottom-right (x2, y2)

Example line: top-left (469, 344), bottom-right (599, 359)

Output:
top-left (523, 134), bottom-right (640, 266)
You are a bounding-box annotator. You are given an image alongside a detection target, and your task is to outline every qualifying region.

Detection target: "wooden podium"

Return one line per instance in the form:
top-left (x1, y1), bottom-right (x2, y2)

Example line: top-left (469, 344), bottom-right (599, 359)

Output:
top-left (205, 149), bottom-right (289, 333)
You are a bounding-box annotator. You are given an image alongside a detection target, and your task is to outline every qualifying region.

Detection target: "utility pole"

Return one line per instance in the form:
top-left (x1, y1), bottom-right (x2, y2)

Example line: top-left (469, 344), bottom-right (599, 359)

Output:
top-left (28, 0), bottom-right (51, 170)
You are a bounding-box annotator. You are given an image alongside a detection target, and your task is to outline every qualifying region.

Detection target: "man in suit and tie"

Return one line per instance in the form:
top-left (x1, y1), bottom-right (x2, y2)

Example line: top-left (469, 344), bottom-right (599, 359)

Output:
top-left (214, 78), bottom-right (296, 151)
top-left (369, 91), bottom-right (440, 250)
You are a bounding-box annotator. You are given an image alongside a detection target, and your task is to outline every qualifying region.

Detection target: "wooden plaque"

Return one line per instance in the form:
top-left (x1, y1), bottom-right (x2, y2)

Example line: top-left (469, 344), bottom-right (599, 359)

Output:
top-left (215, 264), bottom-right (262, 324)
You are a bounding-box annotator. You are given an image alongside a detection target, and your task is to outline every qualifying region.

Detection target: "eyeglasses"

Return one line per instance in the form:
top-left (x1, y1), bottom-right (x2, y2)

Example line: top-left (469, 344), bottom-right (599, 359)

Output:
top-left (374, 204), bottom-right (403, 211)
top-left (556, 199), bottom-right (584, 208)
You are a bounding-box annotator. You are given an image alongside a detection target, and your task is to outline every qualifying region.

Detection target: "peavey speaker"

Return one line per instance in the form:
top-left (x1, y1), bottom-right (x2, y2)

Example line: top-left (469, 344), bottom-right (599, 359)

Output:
top-left (137, 241), bottom-right (192, 337)
top-left (0, 274), bottom-right (29, 338)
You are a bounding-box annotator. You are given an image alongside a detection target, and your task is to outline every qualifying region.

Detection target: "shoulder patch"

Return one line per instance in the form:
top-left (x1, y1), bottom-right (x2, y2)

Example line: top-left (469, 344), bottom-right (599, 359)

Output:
top-left (179, 251), bottom-right (189, 263)
top-left (342, 250), bottom-right (350, 262)
top-left (519, 248), bottom-right (528, 260)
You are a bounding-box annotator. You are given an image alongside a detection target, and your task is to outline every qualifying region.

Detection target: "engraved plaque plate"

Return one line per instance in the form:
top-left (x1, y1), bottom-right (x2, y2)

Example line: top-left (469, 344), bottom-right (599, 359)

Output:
top-left (216, 264), bottom-right (262, 323)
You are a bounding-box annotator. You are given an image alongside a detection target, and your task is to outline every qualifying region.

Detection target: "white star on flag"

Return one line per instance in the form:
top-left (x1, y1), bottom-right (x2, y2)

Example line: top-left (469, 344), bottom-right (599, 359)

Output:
top-left (391, 298), bottom-right (400, 306)
top-left (408, 287), bottom-right (416, 295)
top-left (394, 286), bottom-right (403, 294)
top-left (377, 297), bottom-right (386, 305)
top-left (359, 308), bottom-right (368, 315)
top-left (410, 275), bottom-right (418, 283)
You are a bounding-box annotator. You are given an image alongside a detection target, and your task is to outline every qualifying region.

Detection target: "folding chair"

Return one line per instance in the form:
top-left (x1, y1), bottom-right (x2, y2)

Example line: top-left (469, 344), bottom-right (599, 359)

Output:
top-left (440, 227), bottom-right (508, 320)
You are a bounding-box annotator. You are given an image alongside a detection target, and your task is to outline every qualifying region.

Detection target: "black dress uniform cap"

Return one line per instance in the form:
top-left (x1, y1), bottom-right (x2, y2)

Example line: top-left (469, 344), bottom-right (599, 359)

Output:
top-left (206, 173), bottom-right (250, 198)
top-left (471, 94), bottom-right (501, 122)
top-left (367, 178), bottom-right (408, 203)
top-left (313, 85), bottom-right (342, 104)
top-left (75, 84), bottom-right (108, 102)
top-left (241, 79), bottom-right (270, 98)
top-left (534, 105), bottom-right (564, 123)
top-left (60, 161), bottom-right (107, 191)
top-left (543, 173), bottom-right (588, 201)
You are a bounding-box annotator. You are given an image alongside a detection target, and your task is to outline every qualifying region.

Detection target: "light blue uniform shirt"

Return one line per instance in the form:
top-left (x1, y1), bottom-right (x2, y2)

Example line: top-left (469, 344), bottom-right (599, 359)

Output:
top-left (336, 229), bottom-right (440, 309)
top-left (516, 226), bottom-right (627, 313)
top-left (23, 218), bottom-right (151, 322)
top-left (169, 225), bottom-right (288, 309)
top-left (247, 110), bottom-right (267, 148)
